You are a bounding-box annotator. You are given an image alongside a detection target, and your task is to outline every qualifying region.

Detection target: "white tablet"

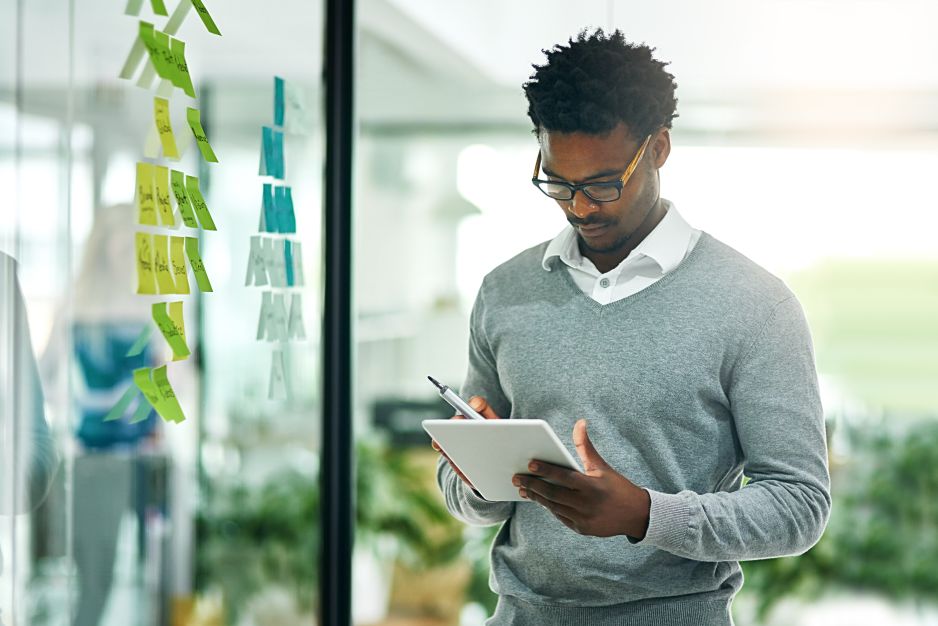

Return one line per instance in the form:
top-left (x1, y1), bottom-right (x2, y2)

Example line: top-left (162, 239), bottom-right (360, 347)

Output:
top-left (422, 419), bottom-right (584, 502)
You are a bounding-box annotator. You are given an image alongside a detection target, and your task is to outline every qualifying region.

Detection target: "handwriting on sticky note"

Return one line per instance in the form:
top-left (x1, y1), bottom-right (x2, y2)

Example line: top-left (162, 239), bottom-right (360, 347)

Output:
top-left (170, 236), bottom-right (190, 295)
top-left (170, 170), bottom-right (199, 228)
top-left (190, 0), bottom-right (221, 35)
top-left (153, 234), bottom-right (177, 294)
top-left (185, 237), bottom-right (213, 292)
top-left (154, 97), bottom-right (179, 159)
top-left (152, 301), bottom-right (190, 360)
top-left (186, 107), bottom-right (218, 163)
top-left (151, 365), bottom-right (186, 423)
top-left (154, 165), bottom-right (176, 226)
top-left (136, 232), bottom-right (158, 294)
top-left (136, 162), bottom-right (157, 225)
top-left (185, 175), bottom-right (216, 230)
top-left (170, 38), bottom-right (196, 98)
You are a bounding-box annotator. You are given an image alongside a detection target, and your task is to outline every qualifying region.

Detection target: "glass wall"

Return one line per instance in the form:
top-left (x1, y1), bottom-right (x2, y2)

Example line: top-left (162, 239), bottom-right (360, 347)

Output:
top-left (1, 1), bottom-right (323, 625)
top-left (352, 1), bottom-right (938, 625)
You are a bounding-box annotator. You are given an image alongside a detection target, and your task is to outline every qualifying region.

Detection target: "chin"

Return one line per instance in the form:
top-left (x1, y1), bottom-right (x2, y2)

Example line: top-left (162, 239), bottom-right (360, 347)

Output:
top-left (579, 231), bottom-right (629, 254)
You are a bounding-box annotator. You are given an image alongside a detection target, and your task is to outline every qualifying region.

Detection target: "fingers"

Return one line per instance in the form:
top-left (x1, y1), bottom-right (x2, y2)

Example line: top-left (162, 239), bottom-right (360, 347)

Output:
top-left (516, 475), bottom-right (581, 508)
top-left (524, 459), bottom-right (583, 489)
top-left (467, 396), bottom-right (502, 420)
top-left (519, 484), bottom-right (580, 520)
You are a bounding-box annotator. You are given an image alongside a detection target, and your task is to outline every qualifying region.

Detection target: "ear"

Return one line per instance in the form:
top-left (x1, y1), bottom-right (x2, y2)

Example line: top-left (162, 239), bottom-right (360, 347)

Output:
top-left (651, 129), bottom-right (671, 169)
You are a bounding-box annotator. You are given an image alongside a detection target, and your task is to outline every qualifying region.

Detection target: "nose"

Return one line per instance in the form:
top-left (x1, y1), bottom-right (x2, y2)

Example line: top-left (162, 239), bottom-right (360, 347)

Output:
top-left (568, 189), bottom-right (600, 220)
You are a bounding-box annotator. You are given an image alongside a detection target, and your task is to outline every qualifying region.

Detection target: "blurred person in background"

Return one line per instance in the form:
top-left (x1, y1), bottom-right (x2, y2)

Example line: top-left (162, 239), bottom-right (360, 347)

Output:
top-left (433, 29), bottom-right (831, 626)
top-left (0, 251), bottom-right (59, 626)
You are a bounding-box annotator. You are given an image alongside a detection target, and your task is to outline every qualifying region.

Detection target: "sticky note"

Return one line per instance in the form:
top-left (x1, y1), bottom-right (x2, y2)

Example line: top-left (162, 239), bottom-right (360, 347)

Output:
top-left (263, 184), bottom-right (277, 233)
top-left (136, 162), bottom-right (157, 225)
top-left (150, 0), bottom-right (168, 16)
top-left (274, 76), bottom-right (285, 127)
top-left (135, 232), bottom-right (158, 295)
top-left (170, 170), bottom-right (199, 228)
top-left (245, 235), bottom-right (268, 286)
top-left (154, 97), bottom-right (179, 159)
top-left (125, 0), bottom-right (144, 16)
top-left (266, 238), bottom-right (287, 287)
top-left (119, 35), bottom-right (147, 80)
top-left (256, 291), bottom-right (271, 340)
top-left (132, 368), bottom-right (163, 416)
top-left (125, 324), bottom-right (153, 357)
top-left (153, 301), bottom-right (190, 360)
top-left (288, 293), bottom-right (306, 340)
top-left (185, 175), bottom-right (216, 230)
top-left (257, 293), bottom-right (287, 342)
top-left (170, 236), bottom-right (190, 295)
top-left (190, 0), bottom-right (221, 35)
top-left (140, 23), bottom-right (172, 83)
top-left (283, 187), bottom-right (296, 233)
top-left (269, 349), bottom-right (287, 400)
top-left (185, 237), bottom-right (212, 292)
top-left (273, 186), bottom-right (286, 233)
top-left (284, 239), bottom-right (294, 286)
top-left (163, 0), bottom-right (192, 35)
top-left (154, 165), bottom-right (176, 226)
top-left (170, 38), bottom-right (196, 98)
top-left (153, 234), bottom-right (177, 294)
top-left (153, 30), bottom-right (180, 86)
top-left (186, 108), bottom-right (218, 163)
top-left (144, 126), bottom-right (161, 159)
top-left (151, 365), bottom-right (186, 423)
top-left (291, 241), bottom-right (305, 287)
top-left (283, 80), bottom-right (309, 135)
top-left (103, 384), bottom-right (139, 422)
top-left (259, 127), bottom-right (273, 176)
top-left (272, 129), bottom-right (285, 179)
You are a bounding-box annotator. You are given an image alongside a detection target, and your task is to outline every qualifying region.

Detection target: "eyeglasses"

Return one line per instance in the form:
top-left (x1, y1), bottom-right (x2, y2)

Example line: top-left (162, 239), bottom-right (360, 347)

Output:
top-left (531, 133), bottom-right (652, 203)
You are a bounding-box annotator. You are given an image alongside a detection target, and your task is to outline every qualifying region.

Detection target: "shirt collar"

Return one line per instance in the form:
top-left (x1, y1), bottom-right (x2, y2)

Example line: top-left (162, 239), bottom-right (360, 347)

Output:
top-left (541, 198), bottom-right (694, 274)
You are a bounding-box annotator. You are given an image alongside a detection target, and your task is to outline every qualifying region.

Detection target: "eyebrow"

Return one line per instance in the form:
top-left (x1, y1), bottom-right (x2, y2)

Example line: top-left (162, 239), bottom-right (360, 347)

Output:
top-left (541, 165), bottom-right (623, 183)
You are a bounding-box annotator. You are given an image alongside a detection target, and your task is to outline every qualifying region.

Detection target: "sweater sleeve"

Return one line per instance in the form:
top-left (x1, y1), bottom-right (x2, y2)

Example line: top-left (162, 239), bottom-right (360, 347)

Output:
top-left (435, 280), bottom-right (514, 526)
top-left (633, 296), bottom-right (831, 562)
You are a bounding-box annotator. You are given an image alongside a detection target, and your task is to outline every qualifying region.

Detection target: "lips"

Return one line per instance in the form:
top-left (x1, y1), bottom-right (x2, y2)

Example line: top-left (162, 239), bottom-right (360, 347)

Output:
top-left (577, 223), bottom-right (609, 237)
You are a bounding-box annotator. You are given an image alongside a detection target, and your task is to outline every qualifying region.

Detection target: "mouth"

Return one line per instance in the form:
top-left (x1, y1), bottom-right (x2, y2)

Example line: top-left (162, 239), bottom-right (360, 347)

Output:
top-left (577, 223), bottom-right (610, 237)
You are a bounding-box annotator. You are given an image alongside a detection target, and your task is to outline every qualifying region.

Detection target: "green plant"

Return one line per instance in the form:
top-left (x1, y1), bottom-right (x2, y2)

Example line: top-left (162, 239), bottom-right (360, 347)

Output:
top-left (741, 417), bottom-right (938, 621)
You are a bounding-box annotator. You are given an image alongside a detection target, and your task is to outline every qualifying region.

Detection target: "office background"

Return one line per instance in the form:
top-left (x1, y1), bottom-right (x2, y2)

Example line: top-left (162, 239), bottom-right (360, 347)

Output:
top-left (2, 0), bottom-right (937, 625)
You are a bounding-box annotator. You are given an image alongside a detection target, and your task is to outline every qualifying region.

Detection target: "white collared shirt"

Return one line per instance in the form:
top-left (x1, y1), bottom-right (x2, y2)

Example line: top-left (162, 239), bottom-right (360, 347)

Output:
top-left (541, 199), bottom-right (701, 304)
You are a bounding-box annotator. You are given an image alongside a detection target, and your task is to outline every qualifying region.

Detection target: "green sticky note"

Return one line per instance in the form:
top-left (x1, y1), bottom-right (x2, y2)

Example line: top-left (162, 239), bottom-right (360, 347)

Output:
top-left (150, 0), bottom-right (168, 16)
top-left (140, 22), bottom-right (173, 82)
top-left (151, 365), bottom-right (186, 423)
top-left (153, 165), bottom-right (176, 226)
top-left (154, 97), bottom-right (179, 159)
top-left (170, 38), bottom-right (196, 98)
top-left (190, 0), bottom-right (221, 35)
top-left (185, 175), bottom-right (216, 230)
top-left (170, 170), bottom-right (199, 228)
top-left (170, 236), bottom-right (190, 295)
top-left (129, 397), bottom-right (154, 424)
top-left (132, 368), bottom-right (163, 413)
top-left (136, 162), bottom-right (157, 225)
top-left (125, 324), bottom-right (153, 357)
top-left (152, 29), bottom-right (181, 86)
top-left (186, 107), bottom-right (218, 163)
top-left (184, 236), bottom-right (213, 292)
top-left (103, 384), bottom-right (139, 422)
top-left (152, 301), bottom-right (190, 360)
top-left (135, 232), bottom-right (158, 295)
top-left (153, 234), bottom-right (177, 294)
top-left (125, 0), bottom-right (144, 16)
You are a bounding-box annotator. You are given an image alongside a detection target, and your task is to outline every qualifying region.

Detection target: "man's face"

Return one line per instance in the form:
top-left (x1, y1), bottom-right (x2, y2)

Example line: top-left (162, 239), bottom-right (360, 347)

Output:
top-left (538, 122), bottom-right (668, 254)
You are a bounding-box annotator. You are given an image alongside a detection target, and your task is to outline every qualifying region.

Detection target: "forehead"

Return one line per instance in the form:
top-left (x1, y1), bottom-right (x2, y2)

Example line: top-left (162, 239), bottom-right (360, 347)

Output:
top-left (540, 123), bottom-right (638, 180)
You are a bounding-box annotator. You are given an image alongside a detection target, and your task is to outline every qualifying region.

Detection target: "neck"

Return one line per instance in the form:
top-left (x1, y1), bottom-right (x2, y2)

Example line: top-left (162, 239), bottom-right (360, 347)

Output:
top-left (579, 197), bottom-right (666, 274)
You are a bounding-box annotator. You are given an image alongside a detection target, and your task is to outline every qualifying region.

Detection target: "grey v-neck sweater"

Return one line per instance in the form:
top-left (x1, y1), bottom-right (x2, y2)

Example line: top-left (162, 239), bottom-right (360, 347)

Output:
top-left (435, 232), bottom-right (831, 626)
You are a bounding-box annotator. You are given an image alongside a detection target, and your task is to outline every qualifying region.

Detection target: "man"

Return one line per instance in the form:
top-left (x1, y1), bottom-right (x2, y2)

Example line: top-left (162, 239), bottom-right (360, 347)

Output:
top-left (432, 29), bottom-right (830, 625)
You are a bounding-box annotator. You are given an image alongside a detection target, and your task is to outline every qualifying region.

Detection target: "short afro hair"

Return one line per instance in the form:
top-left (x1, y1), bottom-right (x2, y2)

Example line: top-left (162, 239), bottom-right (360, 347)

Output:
top-left (523, 29), bottom-right (678, 139)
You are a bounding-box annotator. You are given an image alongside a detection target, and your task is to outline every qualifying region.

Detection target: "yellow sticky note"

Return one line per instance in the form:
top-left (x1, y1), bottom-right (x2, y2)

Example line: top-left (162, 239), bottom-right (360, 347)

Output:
top-left (184, 175), bottom-right (216, 230)
top-left (154, 97), bottom-right (179, 160)
top-left (184, 237), bottom-right (212, 292)
top-left (153, 234), bottom-right (177, 294)
top-left (136, 162), bottom-right (157, 225)
top-left (153, 165), bottom-right (176, 226)
top-left (152, 301), bottom-right (190, 361)
top-left (186, 108), bottom-right (218, 163)
top-left (132, 368), bottom-right (163, 412)
top-left (190, 0), bottom-right (221, 36)
top-left (135, 232), bottom-right (157, 295)
top-left (170, 235), bottom-right (190, 295)
top-left (151, 365), bottom-right (186, 423)
top-left (170, 170), bottom-right (199, 228)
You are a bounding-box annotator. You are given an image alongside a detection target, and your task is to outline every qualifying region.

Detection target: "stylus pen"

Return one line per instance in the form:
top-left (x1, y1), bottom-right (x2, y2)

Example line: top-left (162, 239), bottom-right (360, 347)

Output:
top-left (427, 376), bottom-right (486, 421)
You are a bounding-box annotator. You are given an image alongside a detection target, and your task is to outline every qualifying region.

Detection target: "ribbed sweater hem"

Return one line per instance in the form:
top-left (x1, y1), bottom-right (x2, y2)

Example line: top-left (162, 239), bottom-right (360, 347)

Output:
top-left (486, 592), bottom-right (734, 626)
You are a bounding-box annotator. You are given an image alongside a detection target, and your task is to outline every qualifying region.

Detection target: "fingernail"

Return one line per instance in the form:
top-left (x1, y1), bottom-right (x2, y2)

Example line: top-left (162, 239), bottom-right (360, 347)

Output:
top-left (469, 397), bottom-right (482, 409)
top-left (512, 477), bottom-right (520, 486)
top-left (529, 462), bottom-right (538, 471)
top-left (519, 488), bottom-right (527, 498)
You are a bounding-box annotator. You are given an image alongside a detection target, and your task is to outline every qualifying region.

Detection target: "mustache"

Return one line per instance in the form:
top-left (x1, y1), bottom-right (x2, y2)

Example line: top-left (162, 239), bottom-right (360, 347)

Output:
top-left (568, 217), bottom-right (611, 228)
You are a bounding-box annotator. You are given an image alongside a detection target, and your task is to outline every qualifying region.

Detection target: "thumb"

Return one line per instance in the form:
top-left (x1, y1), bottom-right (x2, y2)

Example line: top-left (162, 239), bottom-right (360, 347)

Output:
top-left (573, 419), bottom-right (607, 474)
top-left (468, 396), bottom-right (502, 420)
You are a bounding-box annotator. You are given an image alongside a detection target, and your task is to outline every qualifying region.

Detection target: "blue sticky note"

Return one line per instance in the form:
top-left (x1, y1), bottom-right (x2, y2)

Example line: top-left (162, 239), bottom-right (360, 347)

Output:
top-left (263, 183), bottom-right (276, 233)
top-left (274, 76), bottom-right (285, 127)
top-left (262, 127), bottom-right (274, 177)
top-left (284, 239), bottom-right (294, 287)
top-left (273, 129), bottom-right (285, 179)
top-left (274, 186), bottom-right (287, 232)
top-left (283, 187), bottom-right (296, 233)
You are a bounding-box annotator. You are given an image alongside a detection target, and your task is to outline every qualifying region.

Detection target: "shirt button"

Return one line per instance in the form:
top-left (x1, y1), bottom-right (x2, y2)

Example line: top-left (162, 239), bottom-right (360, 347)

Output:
top-left (599, 278), bottom-right (610, 288)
